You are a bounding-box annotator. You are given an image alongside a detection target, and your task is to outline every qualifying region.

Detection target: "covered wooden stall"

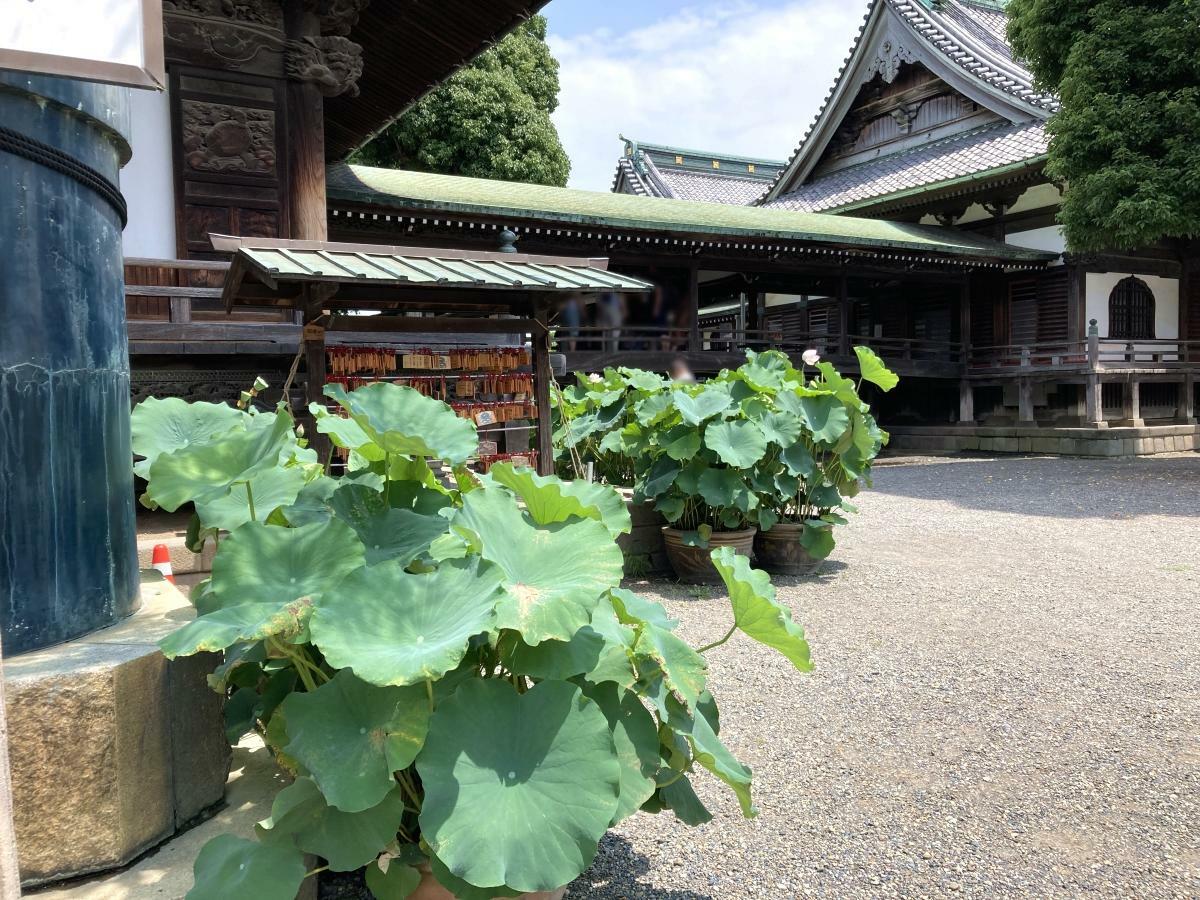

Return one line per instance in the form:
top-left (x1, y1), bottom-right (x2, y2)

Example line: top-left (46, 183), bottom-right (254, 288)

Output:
top-left (212, 234), bottom-right (653, 474)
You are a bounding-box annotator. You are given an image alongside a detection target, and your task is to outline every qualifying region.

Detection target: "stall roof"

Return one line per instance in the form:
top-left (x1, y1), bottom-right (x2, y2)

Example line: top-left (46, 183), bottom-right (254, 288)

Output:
top-left (211, 235), bottom-right (654, 312)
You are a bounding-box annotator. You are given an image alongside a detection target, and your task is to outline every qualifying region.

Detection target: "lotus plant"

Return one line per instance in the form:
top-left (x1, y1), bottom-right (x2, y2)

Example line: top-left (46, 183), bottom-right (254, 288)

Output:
top-left (132, 381), bottom-right (812, 900)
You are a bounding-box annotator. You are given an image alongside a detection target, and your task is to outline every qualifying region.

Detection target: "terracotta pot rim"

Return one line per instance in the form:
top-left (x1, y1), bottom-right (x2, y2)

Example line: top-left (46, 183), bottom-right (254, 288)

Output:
top-left (661, 526), bottom-right (758, 539)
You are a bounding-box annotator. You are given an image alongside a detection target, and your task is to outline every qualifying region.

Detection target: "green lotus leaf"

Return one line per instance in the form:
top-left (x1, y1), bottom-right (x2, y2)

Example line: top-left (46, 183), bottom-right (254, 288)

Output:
top-left (793, 394), bottom-right (851, 445)
top-left (781, 441), bottom-right (817, 478)
top-left (579, 681), bottom-right (659, 825)
top-left (257, 777), bottom-right (405, 872)
top-left (485, 463), bottom-right (632, 537)
top-left (800, 520), bottom-right (836, 559)
top-left (451, 487), bottom-right (623, 645)
top-left (160, 595), bottom-right (314, 659)
top-left (697, 468), bottom-right (743, 509)
top-left (586, 597), bottom-right (639, 688)
top-left (620, 367), bottom-right (666, 392)
top-left (711, 546), bottom-right (812, 672)
top-left (758, 410), bottom-right (803, 447)
top-left (665, 692), bottom-right (755, 817)
top-left (813, 361), bottom-right (863, 406)
top-left (609, 588), bottom-right (679, 631)
top-left (659, 425), bottom-right (702, 461)
top-left (132, 397), bottom-right (246, 479)
top-left (282, 670), bottom-right (431, 813)
top-left (417, 679), bottom-right (619, 893)
top-left (655, 495), bottom-right (685, 523)
top-left (853, 345), bottom-right (899, 391)
top-left (194, 465), bottom-right (308, 532)
top-left (673, 386), bottom-right (732, 425)
top-left (328, 483), bottom-right (449, 566)
top-left (634, 391), bottom-right (676, 426)
top-left (310, 403), bottom-right (386, 462)
top-left (642, 455), bottom-right (682, 498)
top-left (634, 623), bottom-right (708, 713)
top-left (737, 350), bottom-right (791, 391)
top-left (277, 474), bottom-right (338, 526)
top-left (659, 771), bottom-right (714, 826)
top-left (704, 419), bottom-right (767, 467)
top-left (428, 852), bottom-right (519, 900)
top-left (325, 382), bottom-right (477, 464)
top-left (365, 861), bottom-right (424, 900)
top-left (502, 616), bottom-right (637, 688)
top-left (311, 558), bottom-right (503, 687)
top-left (186, 834), bottom-right (306, 900)
top-left (145, 411), bottom-right (294, 511)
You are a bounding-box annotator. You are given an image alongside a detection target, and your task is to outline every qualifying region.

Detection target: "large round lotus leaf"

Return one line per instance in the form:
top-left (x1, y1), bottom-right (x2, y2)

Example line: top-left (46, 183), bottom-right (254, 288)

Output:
top-left (194, 465), bottom-right (308, 532)
top-left (711, 546), bottom-right (811, 672)
top-left (641, 455), bottom-right (681, 498)
top-left (737, 350), bottom-right (792, 391)
top-left (146, 411), bottom-right (294, 511)
top-left (186, 834), bottom-right (306, 900)
top-left (325, 382), bottom-right (477, 464)
top-left (757, 410), bottom-right (803, 448)
top-left (417, 679), bottom-right (619, 893)
top-left (365, 861), bottom-right (424, 900)
top-left (787, 392), bottom-right (850, 445)
top-left (633, 623), bottom-right (707, 713)
top-left (132, 397), bottom-right (245, 478)
top-left (309, 401), bottom-right (385, 461)
top-left (673, 386), bottom-right (732, 425)
top-left (282, 670), bottom-right (430, 812)
top-left (697, 468), bottom-right (744, 509)
top-left (634, 391), bottom-right (676, 426)
top-left (584, 597), bottom-right (639, 688)
top-left (501, 619), bottom-right (635, 688)
top-left (609, 588), bottom-right (678, 631)
top-left (212, 519), bottom-right (363, 608)
top-left (451, 488), bottom-right (623, 645)
top-left (311, 558), bottom-right (503, 686)
top-left (704, 419), bottom-right (767, 468)
top-left (277, 474), bottom-right (338, 527)
top-left (658, 425), bottom-right (702, 461)
top-left (579, 681), bottom-right (659, 825)
top-left (485, 463), bottom-right (631, 537)
top-left (329, 483), bottom-right (449, 566)
top-left (256, 777), bottom-right (405, 872)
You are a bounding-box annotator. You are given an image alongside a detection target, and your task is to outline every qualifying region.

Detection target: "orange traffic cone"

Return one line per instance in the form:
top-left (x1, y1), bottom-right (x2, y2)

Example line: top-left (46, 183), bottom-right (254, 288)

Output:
top-left (151, 544), bottom-right (175, 584)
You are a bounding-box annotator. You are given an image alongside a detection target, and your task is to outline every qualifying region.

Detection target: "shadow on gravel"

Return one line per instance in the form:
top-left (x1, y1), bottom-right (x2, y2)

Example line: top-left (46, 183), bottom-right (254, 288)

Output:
top-left (566, 834), bottom-right (715, 900)
top-left (869, 455), bottom-right (1200, 519)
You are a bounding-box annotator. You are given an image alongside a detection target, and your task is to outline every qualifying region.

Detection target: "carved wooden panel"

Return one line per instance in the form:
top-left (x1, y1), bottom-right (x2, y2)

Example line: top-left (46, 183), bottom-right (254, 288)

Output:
top-left (170, 66), bottom-right (289, 258)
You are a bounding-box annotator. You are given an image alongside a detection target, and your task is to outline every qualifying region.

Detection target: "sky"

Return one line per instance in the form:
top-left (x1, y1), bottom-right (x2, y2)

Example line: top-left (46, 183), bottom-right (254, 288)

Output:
top-left (543, 0), bottom-right (873, 191)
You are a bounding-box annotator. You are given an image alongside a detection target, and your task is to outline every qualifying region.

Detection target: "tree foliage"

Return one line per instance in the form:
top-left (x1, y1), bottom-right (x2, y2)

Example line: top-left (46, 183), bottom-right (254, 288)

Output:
top-left (1007, 0), bottom-right (1200, 251)
top-left (352, 16), bottom-right (570, 187)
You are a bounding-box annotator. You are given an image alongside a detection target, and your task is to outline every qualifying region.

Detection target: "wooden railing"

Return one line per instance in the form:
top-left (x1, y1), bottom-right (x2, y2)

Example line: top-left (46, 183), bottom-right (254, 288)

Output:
top-left (970, 336), bottom-right (1200, 373)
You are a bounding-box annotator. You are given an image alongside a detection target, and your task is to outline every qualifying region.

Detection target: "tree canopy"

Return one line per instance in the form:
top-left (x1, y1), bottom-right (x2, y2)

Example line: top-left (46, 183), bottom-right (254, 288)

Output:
top-left (1007, 0), bottom-right (1200, 251)
top-left (352, 16), bottom-right (570, 187)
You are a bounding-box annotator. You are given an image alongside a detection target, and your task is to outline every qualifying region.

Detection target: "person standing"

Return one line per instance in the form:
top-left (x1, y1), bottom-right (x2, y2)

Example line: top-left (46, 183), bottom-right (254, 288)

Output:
top-left (597, 291), bottom-right (625, 353)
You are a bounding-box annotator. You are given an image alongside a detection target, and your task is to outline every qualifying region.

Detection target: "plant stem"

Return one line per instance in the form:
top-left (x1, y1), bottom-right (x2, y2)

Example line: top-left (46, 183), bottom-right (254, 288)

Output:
top-left (245, 481), bottom-right (257, 522)
top-left (697, 623), bottom-right (738, 655)
top-left (384, 453), bottom-right (392, 505)
top-left (655, 770), bottom-right (686, 789)
top-left (425, 678), bottom-right (434, 712)
top-left (305, 865), bottom-right (328, 878)
top-left (397, 770), bottom-right (422, 812)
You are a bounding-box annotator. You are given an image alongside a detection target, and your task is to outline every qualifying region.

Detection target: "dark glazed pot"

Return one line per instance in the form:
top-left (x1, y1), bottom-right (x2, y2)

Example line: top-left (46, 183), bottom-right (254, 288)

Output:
top-left (754, 523), bottom-right (827, 575)
top-left (661, 527), bottom-right (756, 584)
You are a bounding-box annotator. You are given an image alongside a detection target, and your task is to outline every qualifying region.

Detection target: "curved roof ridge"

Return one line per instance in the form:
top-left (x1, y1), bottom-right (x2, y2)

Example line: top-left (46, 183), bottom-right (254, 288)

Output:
top-left (758, 0), bottom-right (1055, 205)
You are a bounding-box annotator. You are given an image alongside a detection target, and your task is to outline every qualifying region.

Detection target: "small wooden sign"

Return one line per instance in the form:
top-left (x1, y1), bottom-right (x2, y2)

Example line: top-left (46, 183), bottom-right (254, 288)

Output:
top-left (303, 324), bottom-right (326, 342)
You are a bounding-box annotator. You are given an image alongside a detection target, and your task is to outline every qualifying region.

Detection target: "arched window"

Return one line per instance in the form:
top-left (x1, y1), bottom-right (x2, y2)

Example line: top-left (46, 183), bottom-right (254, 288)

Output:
top-left (1108, 277), bottom-right (1155, 339)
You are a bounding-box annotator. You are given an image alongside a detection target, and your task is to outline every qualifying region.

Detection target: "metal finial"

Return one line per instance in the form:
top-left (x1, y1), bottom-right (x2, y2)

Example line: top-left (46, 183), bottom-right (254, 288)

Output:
top-left (498, 228), bottom-right (518, 254)
top-left (1088, 319), bottom-right (1099, 336)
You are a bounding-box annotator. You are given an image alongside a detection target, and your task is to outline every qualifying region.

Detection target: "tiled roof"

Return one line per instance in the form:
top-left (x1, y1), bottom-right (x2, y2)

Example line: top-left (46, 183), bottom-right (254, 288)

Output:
top-left (616, 155), bottom-right (774, 206)
top-left (765, 120), bottom-right (1048, 212)
top-left (760, 0), bottom-right (1056, 204)
top-left (326, 164), bottom-right (1056, 263)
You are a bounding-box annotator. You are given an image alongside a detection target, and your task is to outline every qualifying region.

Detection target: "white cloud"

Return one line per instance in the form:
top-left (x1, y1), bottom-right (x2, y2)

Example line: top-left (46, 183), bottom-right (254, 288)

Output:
top-left (549, 0), bottom-right (871, 190)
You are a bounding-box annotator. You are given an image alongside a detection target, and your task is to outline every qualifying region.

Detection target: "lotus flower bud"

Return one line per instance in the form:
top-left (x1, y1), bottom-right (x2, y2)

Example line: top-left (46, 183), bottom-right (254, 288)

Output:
top-left (802, 349), bottom-right (821, 366)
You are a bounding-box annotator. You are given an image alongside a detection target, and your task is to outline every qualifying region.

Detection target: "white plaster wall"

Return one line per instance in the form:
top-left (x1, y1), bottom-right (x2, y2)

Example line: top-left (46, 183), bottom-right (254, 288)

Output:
top-left (1085, 272), bottom-right (1179, 339)
top-left (120, 86), bottom-right (177, 260)
top-left (1005, 225), bottom-right (1066, 255)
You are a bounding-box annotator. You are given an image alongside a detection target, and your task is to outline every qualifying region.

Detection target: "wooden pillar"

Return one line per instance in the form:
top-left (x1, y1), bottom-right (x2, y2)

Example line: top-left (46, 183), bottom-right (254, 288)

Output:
top-left (837, 270), bottom-right (850, 358)
top-left (958, 380), bottom-right (975, 424)
top-left (533, 297), bottom-right (554, 476)
top-left (1179, 373), bottom-right (1196, 423)
top-left (686, 264), bottom-right (700, 352)
top-left (300, 285), bottom-right (331, 462)
top-left (1085, 375), bottom-right (1105, 426)
top-left (1121, 379), bottom-right (1143, 426)
top-left (1067, 264), bottom-right (1086, 341)
top-left (959, 276), bottom-right (971, 369)
top-left (1017, 377), bottom-right (1035, 424)
top-left (285, 3), bottom-right (328, 242)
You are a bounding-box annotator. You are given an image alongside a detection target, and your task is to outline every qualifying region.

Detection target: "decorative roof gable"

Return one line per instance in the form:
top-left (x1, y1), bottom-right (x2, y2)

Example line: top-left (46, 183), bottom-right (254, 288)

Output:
top-left (761, 0), bottom-right (1056, 204)
top-left (612, 137), bottom-right (784, 206)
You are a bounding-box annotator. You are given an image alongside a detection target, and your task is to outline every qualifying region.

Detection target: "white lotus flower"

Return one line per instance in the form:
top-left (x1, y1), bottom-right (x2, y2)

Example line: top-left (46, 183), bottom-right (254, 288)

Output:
top-left (802, 348), bottom-right (821, 366)
top-left (588, 372), bottom-right (603, 383)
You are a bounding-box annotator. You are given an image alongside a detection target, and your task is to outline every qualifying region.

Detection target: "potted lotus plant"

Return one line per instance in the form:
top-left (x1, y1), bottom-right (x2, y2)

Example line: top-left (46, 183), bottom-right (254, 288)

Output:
top-left (132, 380), bottom-right (813, 900)
top-left (748, 346), bottom-right (896, 575)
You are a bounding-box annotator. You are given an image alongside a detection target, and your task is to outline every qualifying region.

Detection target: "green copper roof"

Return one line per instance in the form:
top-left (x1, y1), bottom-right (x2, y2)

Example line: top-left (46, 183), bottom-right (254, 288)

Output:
top-left (327, 164), bottom-right (1055, 264)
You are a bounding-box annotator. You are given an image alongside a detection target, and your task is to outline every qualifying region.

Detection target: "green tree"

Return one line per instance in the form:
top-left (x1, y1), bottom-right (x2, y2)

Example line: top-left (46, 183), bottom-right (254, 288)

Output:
top-left (1007, 0), bottom-right (1200, 251)
top-left (352, 16), bottom-right (570, 186)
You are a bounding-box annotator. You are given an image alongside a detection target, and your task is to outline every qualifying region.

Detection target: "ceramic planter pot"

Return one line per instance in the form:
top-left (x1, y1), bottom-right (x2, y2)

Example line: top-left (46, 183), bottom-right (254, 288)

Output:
top-left (661, 527), bottom-right (756, 584)
top-left (408, 863), bottom-right (567, 900)
top-left (754, 522), bottom-right (827, 575)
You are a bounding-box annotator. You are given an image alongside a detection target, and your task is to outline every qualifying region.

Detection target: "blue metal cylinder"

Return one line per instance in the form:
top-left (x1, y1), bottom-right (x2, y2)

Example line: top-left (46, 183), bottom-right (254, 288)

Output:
top-left (0, 73), bottom-right (140, 654)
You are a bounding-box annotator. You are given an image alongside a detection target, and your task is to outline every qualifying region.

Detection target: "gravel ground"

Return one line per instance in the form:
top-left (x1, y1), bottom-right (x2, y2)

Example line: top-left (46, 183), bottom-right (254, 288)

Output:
top-left (569, 454), bottom-right (1200, 900)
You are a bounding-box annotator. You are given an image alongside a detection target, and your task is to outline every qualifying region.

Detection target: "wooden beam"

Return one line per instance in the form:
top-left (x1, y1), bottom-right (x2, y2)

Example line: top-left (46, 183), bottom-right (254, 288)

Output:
top-left (327, 316), bottom-right (541, 335)
top-left (686, 263), bottom-right (700, 351)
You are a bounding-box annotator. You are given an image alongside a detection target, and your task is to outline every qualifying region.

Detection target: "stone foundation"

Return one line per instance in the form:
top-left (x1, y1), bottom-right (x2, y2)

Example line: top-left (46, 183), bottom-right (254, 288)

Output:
top-left (4, 580), bottom-right (229, 887)
top-left (887, 423), bottom-right (1200, 457)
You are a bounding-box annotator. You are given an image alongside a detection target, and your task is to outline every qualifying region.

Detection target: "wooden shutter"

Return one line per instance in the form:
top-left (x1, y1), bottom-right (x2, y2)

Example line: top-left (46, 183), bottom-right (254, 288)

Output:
top-left (1009, 279), bottom-right (1038, 345)
top-left (1036, 268), bottom-right (1069, 342)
